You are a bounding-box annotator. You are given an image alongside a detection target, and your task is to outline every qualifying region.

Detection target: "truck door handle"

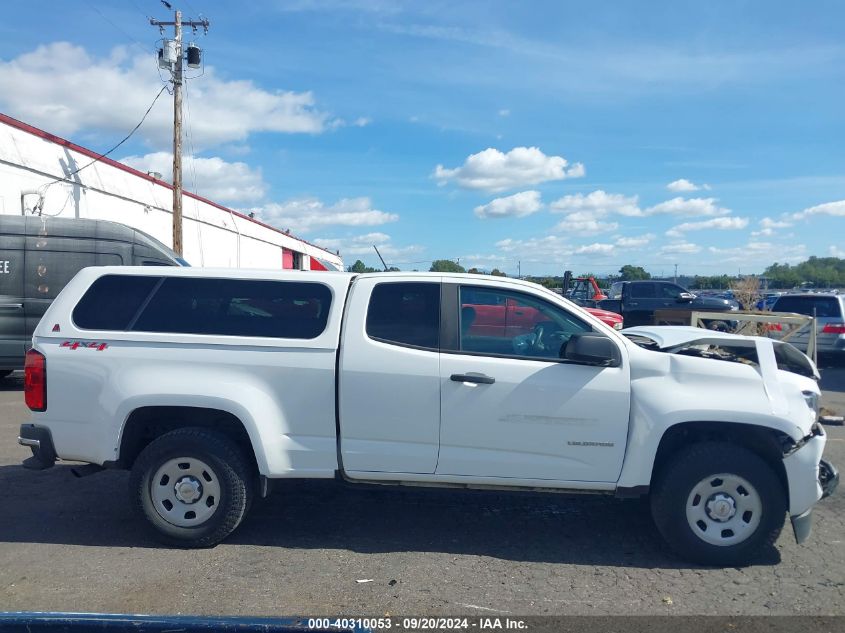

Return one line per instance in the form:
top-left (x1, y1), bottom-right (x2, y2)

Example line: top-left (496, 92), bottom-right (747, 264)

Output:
top-left (0, 303), bottom-right (23, 309)
top-left (451, 373), bottom-right (495, 385)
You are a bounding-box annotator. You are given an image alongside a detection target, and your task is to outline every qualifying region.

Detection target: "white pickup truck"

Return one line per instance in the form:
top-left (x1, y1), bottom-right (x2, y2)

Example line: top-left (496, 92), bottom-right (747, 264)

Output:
top-left (19, 267), bottom-right (838, 565)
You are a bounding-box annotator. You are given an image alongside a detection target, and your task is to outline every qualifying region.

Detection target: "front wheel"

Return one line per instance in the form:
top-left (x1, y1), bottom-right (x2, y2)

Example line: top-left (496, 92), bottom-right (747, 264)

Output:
top-left (130, 427), bottom-right (254, 548)
top-left (650, 442), bottom-right (786, 566)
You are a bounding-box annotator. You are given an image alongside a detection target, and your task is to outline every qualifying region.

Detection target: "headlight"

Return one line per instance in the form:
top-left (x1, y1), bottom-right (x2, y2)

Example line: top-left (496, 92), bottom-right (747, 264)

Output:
top-left (613, 322), bottom-right (623, 330)
top-left (802, 390), bottom-right (820, 418)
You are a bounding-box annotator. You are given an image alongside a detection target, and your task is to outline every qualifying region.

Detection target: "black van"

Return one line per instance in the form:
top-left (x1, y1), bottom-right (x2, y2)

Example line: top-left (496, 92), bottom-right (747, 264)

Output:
top-left (0, 216), bottom-right (186, 375)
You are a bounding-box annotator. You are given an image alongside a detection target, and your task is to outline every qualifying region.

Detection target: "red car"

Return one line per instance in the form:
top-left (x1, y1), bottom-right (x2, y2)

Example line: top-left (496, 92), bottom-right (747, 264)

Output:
top-left (584, 306), bottom-right (624, 330)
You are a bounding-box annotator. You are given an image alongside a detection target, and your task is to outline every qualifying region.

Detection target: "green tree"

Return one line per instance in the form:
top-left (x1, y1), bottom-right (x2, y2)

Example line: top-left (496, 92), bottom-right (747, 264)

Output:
top-left (618, 265), bottom-right (651, 281)
top-left (429, 259), bottom-right (466, 273)
top-left (347, 259), bottom-right (378, 273)
top-left (490, 268), bottom-right (507, 277)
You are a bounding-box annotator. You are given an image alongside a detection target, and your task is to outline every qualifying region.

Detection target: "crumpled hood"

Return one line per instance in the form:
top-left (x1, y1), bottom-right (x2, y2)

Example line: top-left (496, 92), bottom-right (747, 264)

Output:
top-left (623, 325), bottom-right (747, 348)
top-left (623, 325), bottom-right (821, 440)
top-left (624, 325), bottom-right (819, 379)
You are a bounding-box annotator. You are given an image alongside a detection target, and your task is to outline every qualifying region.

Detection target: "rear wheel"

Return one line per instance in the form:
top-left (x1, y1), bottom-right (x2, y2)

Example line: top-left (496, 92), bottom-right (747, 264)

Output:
top-left (130, 427), bottom-right (254, 548)
top-left (651, 442), bottom-right (786, 566)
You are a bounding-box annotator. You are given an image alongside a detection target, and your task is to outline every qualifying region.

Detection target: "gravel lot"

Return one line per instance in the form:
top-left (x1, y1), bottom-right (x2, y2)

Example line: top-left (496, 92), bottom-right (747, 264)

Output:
top-left (0, 367), bottom-right (843, 617)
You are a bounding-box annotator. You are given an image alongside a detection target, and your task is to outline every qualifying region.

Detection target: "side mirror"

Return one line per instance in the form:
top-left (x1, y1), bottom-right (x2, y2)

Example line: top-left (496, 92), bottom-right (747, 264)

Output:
top-left (563, 333), bottom-right (621, 367)
top-left (678, 292), bottom-right (695, 302)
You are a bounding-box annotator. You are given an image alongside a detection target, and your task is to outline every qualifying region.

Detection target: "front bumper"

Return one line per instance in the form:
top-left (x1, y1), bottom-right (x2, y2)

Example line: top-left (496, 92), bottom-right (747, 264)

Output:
top-left (783, 423), bottom-right (838, 544)
top-left (18, 424), bottom-right (56, 470)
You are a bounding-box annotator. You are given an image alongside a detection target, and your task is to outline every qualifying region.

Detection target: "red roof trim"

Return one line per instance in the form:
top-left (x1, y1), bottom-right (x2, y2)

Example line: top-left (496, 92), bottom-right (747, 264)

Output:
top-left (0, 111), bottom-right (337, 258)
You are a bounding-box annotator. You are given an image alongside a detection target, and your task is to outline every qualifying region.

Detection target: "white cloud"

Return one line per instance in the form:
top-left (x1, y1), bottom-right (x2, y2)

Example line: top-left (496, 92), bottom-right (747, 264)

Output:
top-left (0, 42), bottom-right (333, 149)
top-left (659, 242), bottom-right (702, 254)
top-left (554, 214), bottom-right (619, 235)
top-left (474, 190), bottom-right (543, 219)
top-left (120, 152), bottom-right (267, 204)
top-left (751, 216), bottom-right (793, 237)
top-left (615, 234), bottom-right (655, 248)
top-left (575, 243), bottom-right (615, 256)
top-left (433, 146), bottom-right (584, 192)
top-left (250, 197), bottom-right (398, 233)
top-left (498, 109), bottom-right (510, 117)
top-left (548, 190), bottom-right (639, 234)
top-left (666, 178), bottom-right (710, 192)
top-left (760, 217), bottom-right (792, 229)
top-left (791, 199), bottom-right (845, 220)
top-left (830, 245), bottom-right (845, 258)
top-left (495, 236), bottom-right (572, 263)
top-left (645, 197), bottom-right (730, 217)
top-left (549, 190), bottom-right (642, 217)
top-left (665, 216), bottom-right (749, 238)
top-left (707, 241), bottom-right (807, 265)
top-left (314, 232), bottom-right (422, 260)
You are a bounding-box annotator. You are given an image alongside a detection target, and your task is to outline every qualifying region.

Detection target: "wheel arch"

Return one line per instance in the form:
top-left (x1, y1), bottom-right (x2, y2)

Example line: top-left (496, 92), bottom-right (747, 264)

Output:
top-left (649, 421), bottom-right (791, 499)
top-left (115, 404), bottom-right (264, 476)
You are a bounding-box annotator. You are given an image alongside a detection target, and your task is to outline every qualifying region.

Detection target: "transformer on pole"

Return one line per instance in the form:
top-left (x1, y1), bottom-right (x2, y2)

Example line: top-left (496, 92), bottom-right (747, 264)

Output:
top-left (151, 11), bottom-right (210, 256)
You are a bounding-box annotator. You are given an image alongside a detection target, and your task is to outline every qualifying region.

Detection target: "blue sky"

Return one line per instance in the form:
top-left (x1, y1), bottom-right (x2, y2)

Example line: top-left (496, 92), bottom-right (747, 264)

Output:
top-left (1, 0), bottom-right (844, 276)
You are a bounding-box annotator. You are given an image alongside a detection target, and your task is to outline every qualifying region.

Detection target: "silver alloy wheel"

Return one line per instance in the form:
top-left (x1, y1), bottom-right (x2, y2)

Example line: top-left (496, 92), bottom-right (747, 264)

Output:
top-left (685, 473), bottom-right (762, 546)
top-left (151, 457), bottom-right (222, 527)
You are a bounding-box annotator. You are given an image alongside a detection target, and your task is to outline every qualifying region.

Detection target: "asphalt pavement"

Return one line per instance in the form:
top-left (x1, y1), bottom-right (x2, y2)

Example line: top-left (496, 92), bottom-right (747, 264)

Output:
top-left (0, 368), bottom-right (843, 617)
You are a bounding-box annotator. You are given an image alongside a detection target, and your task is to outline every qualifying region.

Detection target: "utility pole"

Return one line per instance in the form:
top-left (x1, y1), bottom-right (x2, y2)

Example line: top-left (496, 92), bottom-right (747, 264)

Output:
top-left (518, 260), bottom-right (521, 279)
top-left (674, 263), bottom-right (678, 284)
top-left (150, 11), bottom-right (209, 256)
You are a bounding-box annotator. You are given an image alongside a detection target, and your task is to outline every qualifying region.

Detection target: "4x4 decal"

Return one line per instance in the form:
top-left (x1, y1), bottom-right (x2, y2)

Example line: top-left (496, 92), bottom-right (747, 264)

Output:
top-left (60, 341), bottom-right (108, 351)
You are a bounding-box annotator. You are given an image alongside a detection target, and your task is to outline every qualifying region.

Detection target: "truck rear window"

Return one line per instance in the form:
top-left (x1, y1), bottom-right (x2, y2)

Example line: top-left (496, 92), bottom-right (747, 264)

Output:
top-left (132, 278), bottom-right (332, 339)
top-left (72, 275), bottom-right (162, 330)
top-left (74, 275), bottom-right (332, 339)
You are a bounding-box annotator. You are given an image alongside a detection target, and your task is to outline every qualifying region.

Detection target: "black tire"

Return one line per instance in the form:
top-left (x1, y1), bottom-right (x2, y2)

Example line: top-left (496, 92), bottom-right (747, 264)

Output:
top-left (650, 441), bottom-right (786, 566)
top-left (130, 427), bottom-right (254, 548)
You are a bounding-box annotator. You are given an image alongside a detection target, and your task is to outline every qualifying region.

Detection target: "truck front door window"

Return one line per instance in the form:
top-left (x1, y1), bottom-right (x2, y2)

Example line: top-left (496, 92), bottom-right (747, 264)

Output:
top-left (459, 286), bottom-right (590, 360)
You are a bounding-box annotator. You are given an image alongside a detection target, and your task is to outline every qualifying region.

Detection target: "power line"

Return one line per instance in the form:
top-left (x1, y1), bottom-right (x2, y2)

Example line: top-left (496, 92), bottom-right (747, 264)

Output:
top-left (84, 1), bottom-right (152, 55)
top-left (37, 85), bottom-right (168, 196)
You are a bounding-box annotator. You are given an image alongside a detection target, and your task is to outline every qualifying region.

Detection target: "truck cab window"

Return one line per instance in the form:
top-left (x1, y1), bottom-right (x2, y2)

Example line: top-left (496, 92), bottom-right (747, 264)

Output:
top-left (366, 282), bottom-right (440, 350)
top-left (630, 283), bottom-right (656, 299)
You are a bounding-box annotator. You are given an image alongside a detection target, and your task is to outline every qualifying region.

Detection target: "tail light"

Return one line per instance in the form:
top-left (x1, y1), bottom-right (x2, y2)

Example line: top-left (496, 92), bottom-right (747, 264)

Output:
top-left (24, 349), bottom-right (46, 411)
top-left (822, 323), bottom-right (845, 334)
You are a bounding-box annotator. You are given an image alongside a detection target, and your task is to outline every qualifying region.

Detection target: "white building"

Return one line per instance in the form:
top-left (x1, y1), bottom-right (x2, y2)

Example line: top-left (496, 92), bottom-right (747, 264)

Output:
top-left (0, 113), bottom-right (343, 271)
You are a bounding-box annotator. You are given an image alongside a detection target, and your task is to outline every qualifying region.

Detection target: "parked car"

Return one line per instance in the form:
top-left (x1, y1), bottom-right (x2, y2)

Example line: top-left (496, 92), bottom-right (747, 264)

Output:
top-left (18, 268), bottom-right (837, 565)
top-left (598, 280), bottom-right (737, 328)
top-left (0, 215), bottom-right (185, 377)
top-left (756, 293), bottom-right (785, 311)
top-left (770, 293), bottom-right (845, 358)
top-left (584, 306), bottom-right (623, 330)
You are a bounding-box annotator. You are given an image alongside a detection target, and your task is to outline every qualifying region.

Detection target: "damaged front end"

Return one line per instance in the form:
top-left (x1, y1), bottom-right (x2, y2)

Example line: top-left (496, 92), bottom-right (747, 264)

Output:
top-left (624, 325), bottom-right (836, 543)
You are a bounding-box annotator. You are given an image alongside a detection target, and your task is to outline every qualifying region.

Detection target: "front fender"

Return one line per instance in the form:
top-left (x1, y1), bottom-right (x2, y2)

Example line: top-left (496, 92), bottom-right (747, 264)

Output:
top-left (616, 345), bottom-right (815, 489)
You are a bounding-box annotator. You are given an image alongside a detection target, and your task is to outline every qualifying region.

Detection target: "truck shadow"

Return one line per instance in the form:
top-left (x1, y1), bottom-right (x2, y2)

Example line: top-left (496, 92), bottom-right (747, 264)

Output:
top-left (0, 465), bottom-right (781, 568)
top-left (0, 372), bottom-right (23, 392)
